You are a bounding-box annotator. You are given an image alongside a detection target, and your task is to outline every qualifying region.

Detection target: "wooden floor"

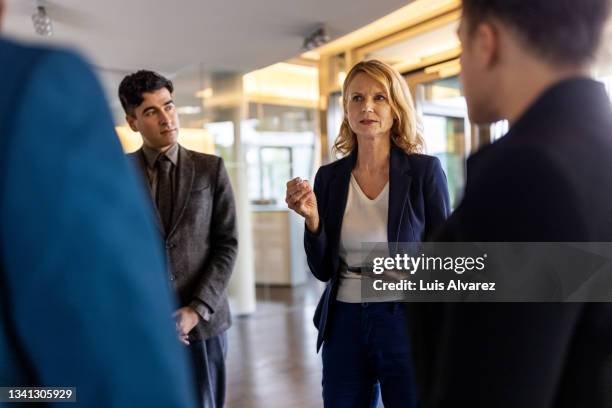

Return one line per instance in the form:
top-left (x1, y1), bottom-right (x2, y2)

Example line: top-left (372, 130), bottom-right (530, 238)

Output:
top-left (226, 279), bottom-right (325, 408)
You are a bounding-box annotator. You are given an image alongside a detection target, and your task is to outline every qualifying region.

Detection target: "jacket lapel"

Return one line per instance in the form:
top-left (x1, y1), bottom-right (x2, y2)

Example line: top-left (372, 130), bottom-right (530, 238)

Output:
top-left (327, 151), bottom-right (356, 271)
top-left (168, 145), bottom-right (194, 237)
top-left (388, 146), bottom-right (412, 243)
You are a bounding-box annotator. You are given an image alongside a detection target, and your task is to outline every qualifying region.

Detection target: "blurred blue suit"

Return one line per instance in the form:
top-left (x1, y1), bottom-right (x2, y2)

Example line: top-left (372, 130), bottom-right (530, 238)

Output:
top-left (0, 38), bottom-right (196, 407)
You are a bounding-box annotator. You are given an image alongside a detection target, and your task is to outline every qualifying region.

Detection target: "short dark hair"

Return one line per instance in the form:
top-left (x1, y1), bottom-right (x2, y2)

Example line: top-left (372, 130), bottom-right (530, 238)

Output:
top-left (118, 70), bottom-right (174, 115)
top-left (462, 0), bottom-right (610, 65)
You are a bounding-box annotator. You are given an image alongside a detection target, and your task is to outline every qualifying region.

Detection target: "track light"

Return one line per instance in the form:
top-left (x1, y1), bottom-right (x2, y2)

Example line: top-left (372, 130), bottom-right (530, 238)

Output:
top-left (32, 1), bottom-right (53, 37)
top-left (302, 27), bottom-right (330, 51)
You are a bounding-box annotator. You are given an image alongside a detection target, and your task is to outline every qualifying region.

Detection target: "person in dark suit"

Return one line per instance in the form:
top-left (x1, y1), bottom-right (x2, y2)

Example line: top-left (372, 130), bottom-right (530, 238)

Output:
top-left (408, 1), bottom-right (612, 407)
top-left (0, 5), bottom-right (196, 407)
top-left (119, 70), bottom-right (237, 408)
top-left (286, 60), bottom-right (450, 407)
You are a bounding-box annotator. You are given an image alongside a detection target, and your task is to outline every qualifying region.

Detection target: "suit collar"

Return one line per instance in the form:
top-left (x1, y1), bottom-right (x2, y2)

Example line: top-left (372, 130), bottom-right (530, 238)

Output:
top-left (390, 144), bottom-right (411, 174)
top-left (325, 152), bottom-right (354, 258)
top-left (507, 77), bottom-right (609, 142)
top-left (388, 145), bottom-right (413, 243)
top-left (141, 143), bottom-right (179, 168)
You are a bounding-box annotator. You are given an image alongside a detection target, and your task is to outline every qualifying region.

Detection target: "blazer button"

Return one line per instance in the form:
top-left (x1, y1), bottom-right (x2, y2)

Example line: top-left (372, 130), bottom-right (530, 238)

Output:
top-left (170, 274), bottom-right (176, 281)
top-left (165, 242), bottom-right (175, 249)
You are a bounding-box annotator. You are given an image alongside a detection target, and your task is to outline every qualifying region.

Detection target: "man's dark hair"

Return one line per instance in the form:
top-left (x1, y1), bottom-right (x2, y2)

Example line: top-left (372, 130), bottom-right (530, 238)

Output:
top-left (462, 0), bottom-right (610, 65)
top-left (118, 70), bottom-right (174, 115)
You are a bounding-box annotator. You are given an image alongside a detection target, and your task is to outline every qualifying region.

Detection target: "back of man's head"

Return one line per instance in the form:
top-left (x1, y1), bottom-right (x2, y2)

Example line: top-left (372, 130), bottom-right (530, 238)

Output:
top-left (118, 70), bottom-right (173, 116)
top-left (0, 0), bottom-right (4, 30)
top-left (462, 0), bottom-right (610, 66)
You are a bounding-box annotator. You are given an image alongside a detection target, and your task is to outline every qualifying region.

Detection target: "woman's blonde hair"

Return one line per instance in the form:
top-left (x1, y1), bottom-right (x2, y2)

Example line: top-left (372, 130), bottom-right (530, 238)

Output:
top-left (332, 59), bottom-right (425, 157)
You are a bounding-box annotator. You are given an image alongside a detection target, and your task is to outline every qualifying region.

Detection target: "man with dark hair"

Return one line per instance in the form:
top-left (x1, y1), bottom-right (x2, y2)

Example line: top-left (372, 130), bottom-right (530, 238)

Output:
top-left (119, 70), bottom-right (174, 117)
top-left (0, 1), bottom-right (195, 406)
top-left (409, 0), bottom-right (612, 407)
top-left (119, 70), bottom-right (237, 408)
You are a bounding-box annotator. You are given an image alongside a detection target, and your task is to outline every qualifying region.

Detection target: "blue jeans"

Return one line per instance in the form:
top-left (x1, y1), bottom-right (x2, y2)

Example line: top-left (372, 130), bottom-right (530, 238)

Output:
top-left (322, 301), bottom-right (417, 408)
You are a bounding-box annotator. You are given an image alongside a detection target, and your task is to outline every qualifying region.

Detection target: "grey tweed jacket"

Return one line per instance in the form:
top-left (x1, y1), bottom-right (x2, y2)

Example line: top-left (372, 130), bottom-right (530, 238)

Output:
top-left (129, 145), bottom-right (238, 340)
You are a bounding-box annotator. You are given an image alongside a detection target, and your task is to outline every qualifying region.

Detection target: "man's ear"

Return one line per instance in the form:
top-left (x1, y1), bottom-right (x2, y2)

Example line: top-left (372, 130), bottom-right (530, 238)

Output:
top-left (475, 22), bottom-right (500, 70)
top-left (126, 115), bottom-right (138, 132)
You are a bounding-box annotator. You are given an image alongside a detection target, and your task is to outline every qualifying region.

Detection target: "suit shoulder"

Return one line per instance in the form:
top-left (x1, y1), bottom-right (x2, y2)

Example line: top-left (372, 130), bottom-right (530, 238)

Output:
top-left (405, 153), bottom-right (443, 179)
top-left (0, 40), bottom-right (91, 109)
top-left (0, 38), bottom-right (48, 70)
top-left (11, 39), bottom-right (92, 76)
top-left (182, 149), bottom-right (224, 182)
top-left (1, 39), bottom-right (94, 84)
top-left (407, 153), bottom-right (440, 167)
top-left (184, 149), bottom-right (222, 165)
top-left (15, 43), bottom-right (100, 109)
top-left (317, 155), bottom-right (350, 176)
top-left (469, 136), bottom-right (555, 174)
top-left (126, 150), bottom-right (141, 161)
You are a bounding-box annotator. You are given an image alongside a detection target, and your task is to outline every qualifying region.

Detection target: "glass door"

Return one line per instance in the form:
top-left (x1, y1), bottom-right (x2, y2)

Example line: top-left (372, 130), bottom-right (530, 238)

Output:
top-left (406, 63), bottom-right (509, 209)
top-left (406, 69), bottom-right (469, 210)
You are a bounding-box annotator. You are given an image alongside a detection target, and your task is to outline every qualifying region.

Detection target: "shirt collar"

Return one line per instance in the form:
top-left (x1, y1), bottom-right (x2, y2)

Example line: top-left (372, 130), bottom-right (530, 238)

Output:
top-left (142, 143), bottom-right (179, 168)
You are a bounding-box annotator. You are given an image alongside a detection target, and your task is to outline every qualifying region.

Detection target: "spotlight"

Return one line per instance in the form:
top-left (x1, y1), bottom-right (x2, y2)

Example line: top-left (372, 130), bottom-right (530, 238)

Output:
top-left (32, 2), bottom-right (53, 37)
top-left (302, 27), bottom-right (330, 51)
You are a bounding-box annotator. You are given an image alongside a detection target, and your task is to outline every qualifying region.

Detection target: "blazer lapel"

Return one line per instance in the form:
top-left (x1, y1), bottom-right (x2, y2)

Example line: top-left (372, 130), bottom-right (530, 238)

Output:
top-left (327, 151), bottom-right (356, 268)
top-left (168, 146), bottom-right (194, 238)
top-left (388, 146), bottom-right (412, 244)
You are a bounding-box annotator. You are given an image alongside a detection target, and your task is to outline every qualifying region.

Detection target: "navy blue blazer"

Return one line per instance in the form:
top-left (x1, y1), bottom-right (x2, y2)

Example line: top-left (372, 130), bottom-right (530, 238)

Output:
top-left (409, 78), bottom-right (612, 408)
top-left (0, 39), bottom-right (195, 406)
top-left (305, 145), bottom-right (450, 351)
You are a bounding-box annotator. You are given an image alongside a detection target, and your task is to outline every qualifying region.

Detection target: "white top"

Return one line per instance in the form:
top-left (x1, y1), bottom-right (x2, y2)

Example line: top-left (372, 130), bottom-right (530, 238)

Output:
top-left (337, 175), bottom-right (389, 303)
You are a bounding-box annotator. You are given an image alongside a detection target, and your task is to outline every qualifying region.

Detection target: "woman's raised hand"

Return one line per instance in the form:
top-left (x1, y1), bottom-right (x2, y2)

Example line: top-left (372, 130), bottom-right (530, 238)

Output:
top-left (285, 177), bottom-right (320, 233)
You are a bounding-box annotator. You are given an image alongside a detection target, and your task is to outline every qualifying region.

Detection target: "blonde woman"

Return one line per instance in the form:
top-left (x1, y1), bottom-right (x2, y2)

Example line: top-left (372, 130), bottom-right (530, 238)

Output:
top-left (286, 60), bottom-right (450, 407)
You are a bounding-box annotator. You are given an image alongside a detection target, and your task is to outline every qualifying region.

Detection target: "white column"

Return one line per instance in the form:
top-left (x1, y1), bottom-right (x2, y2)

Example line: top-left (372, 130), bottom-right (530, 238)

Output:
top-left (227, 76), bottom-right (256, 316)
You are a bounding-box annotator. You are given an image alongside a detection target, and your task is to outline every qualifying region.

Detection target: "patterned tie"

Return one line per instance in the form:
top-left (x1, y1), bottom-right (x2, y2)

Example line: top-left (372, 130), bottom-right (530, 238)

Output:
top-left (156, 155), bottom-right (173, 235)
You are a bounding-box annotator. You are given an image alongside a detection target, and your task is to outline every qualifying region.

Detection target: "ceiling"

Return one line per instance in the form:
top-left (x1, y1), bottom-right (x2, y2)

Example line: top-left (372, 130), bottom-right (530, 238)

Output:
top-left (3, 0), bottom-right (410, 75)
top-left (5, 0), bottom-right (611, 120)
top-left (2, 0), bottom-right (413, 120)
